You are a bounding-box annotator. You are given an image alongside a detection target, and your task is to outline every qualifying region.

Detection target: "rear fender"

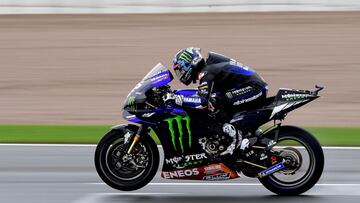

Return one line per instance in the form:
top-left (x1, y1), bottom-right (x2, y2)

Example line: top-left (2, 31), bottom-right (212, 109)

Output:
top-left (270, 87), bottom-right (323, 120)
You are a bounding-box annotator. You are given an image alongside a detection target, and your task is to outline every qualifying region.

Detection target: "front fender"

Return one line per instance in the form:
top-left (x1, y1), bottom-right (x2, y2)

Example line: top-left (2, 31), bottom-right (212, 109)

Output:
top-left (96, 124), bottom-right (140, 146)
top-left (111, 124), bottom-right (140, 133)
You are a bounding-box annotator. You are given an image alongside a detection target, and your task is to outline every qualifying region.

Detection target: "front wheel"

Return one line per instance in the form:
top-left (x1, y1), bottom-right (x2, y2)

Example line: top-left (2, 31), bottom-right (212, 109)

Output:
top-left (95, 128), bottom-right (159, 191)
top-left (259, 126), bottom-right (324, 195)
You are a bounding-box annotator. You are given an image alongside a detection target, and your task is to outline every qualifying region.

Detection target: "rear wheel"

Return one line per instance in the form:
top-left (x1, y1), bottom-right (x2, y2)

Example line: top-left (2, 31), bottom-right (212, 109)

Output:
top-left (95, 129), bottom-right (159, 191)
top-left (259, 126), bottom-right (324, 195)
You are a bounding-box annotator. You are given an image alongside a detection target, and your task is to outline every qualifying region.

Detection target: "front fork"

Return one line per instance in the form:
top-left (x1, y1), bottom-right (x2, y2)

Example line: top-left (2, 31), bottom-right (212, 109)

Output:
top-left (127, 134), bottom-right (140, 154)
top-left (126, 126), bottom-right (145, 154)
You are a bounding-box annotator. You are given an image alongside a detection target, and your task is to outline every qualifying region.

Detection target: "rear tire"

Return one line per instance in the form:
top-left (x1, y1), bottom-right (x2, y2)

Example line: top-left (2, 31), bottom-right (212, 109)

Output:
top-left (95, 129), bottom-right (159, 191)
top-left (259, 126), bottom-right (324, 195)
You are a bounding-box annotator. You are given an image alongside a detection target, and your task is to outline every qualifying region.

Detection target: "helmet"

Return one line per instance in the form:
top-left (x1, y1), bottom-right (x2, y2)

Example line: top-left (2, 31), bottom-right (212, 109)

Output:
top-left (172, 47), bottom-right (205, 85)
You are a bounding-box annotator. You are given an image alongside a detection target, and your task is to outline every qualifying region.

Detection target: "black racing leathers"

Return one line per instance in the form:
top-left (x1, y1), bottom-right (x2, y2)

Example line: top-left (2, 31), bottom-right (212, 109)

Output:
top-left (197, 52), bottom-right (268, 115)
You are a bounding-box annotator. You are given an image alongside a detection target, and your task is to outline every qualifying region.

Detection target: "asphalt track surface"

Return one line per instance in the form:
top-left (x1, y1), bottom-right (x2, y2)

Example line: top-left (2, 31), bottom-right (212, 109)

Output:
top-left (0, 144), bottom-right (359, 203)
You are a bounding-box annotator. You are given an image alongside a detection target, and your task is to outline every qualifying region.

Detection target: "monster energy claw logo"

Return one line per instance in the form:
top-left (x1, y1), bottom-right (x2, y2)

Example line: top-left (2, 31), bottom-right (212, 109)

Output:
top-left (127, 96), bottom-right (136, 111)
top-left (164, 116), bottom-right (192, 153)
top-left (178, 50), bottom-right (193, 64)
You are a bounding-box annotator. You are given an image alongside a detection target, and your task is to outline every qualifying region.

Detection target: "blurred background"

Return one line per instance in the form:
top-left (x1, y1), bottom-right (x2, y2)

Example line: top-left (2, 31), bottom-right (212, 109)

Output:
top-left (1, 0), bottom-right (359, 144)
top-left (0, 0), bottom-right (360, 126)
top-left (1, 1), bottom-right (360, 203)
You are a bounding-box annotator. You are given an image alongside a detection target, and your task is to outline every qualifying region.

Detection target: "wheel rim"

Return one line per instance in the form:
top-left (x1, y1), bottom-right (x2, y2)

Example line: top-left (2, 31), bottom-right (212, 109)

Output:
top-left (103, 137), bottom-right (151, 181)
top-left (268, 136), bottom-right (316, 187)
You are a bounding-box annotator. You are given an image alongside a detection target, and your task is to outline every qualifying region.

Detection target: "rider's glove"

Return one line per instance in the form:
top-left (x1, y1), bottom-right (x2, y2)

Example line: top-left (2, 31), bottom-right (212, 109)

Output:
top-left (208, 103), bottom-right (220, 118)
top-left (163, 93), bottom-right (183, 106)
top-left (207, 97), bottom-right (220, 117)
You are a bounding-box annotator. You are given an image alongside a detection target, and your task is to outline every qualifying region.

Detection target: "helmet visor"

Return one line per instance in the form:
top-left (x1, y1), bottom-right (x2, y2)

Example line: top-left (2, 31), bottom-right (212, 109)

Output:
top-left (179, 67), bottom-right (193, 85)
top-left (173, 57), bottom-right (193, 85)
top-left (174, 64), bottom-right (184, 79)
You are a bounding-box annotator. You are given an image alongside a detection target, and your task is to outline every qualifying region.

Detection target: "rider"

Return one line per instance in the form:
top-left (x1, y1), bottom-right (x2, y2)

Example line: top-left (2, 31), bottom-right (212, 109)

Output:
top-left (165, 47), bottom-right (268, 155)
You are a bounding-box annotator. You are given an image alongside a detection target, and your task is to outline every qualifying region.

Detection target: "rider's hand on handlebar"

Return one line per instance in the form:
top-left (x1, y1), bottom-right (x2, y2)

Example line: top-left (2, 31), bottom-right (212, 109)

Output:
top-left (163, 92), bottom-right (183, 106)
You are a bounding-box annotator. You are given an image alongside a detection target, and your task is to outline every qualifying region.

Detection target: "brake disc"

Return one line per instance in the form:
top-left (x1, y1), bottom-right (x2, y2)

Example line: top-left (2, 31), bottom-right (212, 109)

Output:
top-left (279, 147), bottom-right (303, 175)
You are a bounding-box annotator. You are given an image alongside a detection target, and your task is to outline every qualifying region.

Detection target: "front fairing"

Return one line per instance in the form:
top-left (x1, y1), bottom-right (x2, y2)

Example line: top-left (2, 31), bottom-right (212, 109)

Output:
top-left (123, 63), bottom-right (173, 121)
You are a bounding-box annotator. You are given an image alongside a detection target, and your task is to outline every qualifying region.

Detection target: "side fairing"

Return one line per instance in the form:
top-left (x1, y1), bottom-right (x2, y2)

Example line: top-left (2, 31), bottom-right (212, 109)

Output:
top-left (153, 111), bottom-right (239, 180)
top-left (174, 89), bottom-right (202, 107)
top-left (270, 88), bottom-right (319, 119)
top-left (154, 111), bottom-right (213, 167)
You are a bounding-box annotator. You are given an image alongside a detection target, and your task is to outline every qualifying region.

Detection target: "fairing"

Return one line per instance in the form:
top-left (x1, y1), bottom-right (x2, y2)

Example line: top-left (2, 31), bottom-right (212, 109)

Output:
top-left (270, 88), bottom-right (319, 119)
top-left (123, 63), bottom-right (173, 120)
top-left (174, 89), bottom-right (201, 107)
top-left (121, 63), bottom-right (323, 180)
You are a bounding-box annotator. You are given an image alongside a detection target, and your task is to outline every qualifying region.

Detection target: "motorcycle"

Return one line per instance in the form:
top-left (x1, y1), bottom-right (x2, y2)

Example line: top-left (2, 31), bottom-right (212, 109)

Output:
top-left (95, 63), bottom-right (324, 195)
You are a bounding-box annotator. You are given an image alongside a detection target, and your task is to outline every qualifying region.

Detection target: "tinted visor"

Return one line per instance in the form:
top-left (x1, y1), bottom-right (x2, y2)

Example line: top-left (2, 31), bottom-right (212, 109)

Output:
top-left (174, 61), bottom-right (193, 85)
top-left (174, 67), bottom-right (184, 79)
top-left (173, 62), bottom-right (184, 77)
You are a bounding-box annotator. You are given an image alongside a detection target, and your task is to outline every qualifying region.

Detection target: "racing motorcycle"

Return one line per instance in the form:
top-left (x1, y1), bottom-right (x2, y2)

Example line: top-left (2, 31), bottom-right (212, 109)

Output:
top-left (95, 63), bottom-right (324, 195)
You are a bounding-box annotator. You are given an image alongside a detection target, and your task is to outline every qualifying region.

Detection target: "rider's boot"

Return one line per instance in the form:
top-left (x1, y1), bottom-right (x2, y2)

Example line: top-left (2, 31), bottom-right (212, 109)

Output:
top-left (221, 123), bottom-right (240, 156)
top-left (220, 123), bottom-right (252, 156)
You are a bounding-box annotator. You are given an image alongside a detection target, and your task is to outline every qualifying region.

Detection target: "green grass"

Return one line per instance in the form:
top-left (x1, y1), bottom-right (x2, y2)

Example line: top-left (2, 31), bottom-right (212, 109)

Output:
top-left (306, 127), bottom-right (360, 146)
top-left (0, 125), bottom-right (359, 146)
top-left (0, 125), bottom-right (109, 144)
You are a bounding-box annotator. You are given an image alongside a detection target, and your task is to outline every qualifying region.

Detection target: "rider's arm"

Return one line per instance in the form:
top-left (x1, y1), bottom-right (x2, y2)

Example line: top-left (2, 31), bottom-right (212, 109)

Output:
top-left (163, 91), bottom-right (202, 108)
top-left (163, 70), bottom-right (216, 109)
top-left (198, 71), bottom-right (215, 107)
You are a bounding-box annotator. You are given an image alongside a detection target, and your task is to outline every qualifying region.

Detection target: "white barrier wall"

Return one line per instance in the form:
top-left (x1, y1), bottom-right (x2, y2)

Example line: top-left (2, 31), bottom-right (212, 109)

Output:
top-left (1, 0), bottom-right (360, 14)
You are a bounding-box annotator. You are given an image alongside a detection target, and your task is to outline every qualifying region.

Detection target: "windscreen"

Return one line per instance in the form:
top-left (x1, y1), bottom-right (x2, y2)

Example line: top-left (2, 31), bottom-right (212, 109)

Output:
top-left (136, 63), bottom-right (173, 92)
top-left (142, 63), bottom-right (173, 86)
top-left (124, 63), bottom-right (173, 110)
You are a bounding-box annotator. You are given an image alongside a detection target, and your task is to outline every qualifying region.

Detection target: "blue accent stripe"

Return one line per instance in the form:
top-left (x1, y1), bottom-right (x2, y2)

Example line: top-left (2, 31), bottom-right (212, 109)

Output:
top-left (150, 70), bottom-right (172, 88)
top-left (259, 162), bottom-right (285, 177)
top-left (174, 89), bottom-right (197, 97)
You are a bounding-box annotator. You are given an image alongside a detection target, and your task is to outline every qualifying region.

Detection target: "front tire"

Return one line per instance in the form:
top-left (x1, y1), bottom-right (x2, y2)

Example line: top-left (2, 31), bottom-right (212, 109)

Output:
top-left (259, 126), bottom-right (324, 195)
top-left (95, 129), bottom-right (159, 191)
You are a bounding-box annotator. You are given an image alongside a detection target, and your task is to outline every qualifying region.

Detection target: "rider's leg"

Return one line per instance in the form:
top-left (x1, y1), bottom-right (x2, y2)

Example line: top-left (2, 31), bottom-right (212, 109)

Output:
top-left (226, 85), bottom-right (267, 111)
top-left (221, 85), bottom-right (268, 155)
